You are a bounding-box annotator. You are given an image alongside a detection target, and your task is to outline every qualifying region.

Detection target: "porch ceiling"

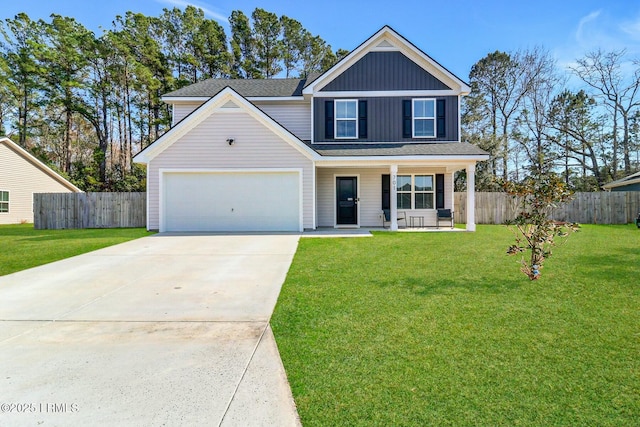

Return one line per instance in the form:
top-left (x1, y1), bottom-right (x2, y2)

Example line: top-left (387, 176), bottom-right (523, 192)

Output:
top-left (314, 159), bottom-right (475, 173)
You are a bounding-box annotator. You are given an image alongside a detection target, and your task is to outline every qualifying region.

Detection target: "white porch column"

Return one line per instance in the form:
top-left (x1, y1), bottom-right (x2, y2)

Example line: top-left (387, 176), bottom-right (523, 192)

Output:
top-left (466, 164), bottom-right (476, 231)
top-left (390, 164), bottom-right (398, 231)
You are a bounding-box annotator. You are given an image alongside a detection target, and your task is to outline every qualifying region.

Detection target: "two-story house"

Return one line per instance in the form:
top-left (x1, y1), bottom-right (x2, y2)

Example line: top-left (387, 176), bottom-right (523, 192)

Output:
top-left (133, 26), bottom-right (489, 232)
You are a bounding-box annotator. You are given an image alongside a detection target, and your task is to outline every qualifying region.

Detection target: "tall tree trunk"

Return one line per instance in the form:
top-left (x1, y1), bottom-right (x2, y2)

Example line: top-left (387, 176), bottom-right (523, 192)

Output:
top-left (623, 113), bottom-right (631, 175)
top-left (64, 106), bottom-right (72, 173)
top-left (502, 122), bottom-right (509, 180)
top-left (20, 90), bottom-right (28, 145)
top-left (612, 108), bottom-right (619, 179)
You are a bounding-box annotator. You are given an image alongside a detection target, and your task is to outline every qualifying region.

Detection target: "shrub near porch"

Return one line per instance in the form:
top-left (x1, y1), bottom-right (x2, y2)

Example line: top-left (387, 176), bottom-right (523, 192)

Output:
top-left (272, 225), bottom-right (639, 426)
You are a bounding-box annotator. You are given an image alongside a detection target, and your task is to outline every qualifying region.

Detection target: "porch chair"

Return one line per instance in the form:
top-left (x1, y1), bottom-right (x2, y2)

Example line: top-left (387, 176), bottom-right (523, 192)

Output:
top-left (436, 209), bottom-right (454, 229)
top-left (382, 209), bottom-right (407, 229)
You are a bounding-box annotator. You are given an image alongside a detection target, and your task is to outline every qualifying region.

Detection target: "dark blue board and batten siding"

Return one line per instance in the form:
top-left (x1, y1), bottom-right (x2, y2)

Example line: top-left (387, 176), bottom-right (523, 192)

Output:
top-left (313, 96), bottom-right (458, 143)
top-left (611, 183), bottom-right (640, 191)
top-left (320, 51), bottom-right (452, 91)
top-left (314, 51), bottom-right (458, 142)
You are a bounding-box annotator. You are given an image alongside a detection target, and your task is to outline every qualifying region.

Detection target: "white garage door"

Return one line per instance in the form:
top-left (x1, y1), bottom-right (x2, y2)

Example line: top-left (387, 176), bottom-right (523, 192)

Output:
top-left (162, 171), bottom-right (300, 232)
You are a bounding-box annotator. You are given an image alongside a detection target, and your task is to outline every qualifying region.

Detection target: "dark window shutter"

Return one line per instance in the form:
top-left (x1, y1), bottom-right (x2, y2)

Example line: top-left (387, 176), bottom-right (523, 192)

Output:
top-left (436, 99), bottom-right (446, 138)
top-left (382, 175), bottom-right (390, 210)
top-left (325, 101), bottom-right (334, 139)
top-left (358, 100), bottom-right (367, 139)
top-left (436, 174), bottom-right (445, 209)
top-left (402, 100), bottom-right (412, 138)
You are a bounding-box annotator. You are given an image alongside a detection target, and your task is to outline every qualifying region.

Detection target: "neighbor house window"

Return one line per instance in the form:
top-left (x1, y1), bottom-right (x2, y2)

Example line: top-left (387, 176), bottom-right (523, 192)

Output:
top-left (412, 99), bottom-right (436, 138)
top-left (0, 191), bottom-right (8, 213)
top-left (335, 100), bottom-right (358, 139)
top-left (396, 175), bottom-right (434, 209)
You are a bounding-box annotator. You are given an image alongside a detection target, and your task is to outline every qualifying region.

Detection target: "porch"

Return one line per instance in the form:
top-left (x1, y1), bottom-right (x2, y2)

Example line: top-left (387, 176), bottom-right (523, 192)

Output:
top-left (313, 163), bottom-right (477, 231)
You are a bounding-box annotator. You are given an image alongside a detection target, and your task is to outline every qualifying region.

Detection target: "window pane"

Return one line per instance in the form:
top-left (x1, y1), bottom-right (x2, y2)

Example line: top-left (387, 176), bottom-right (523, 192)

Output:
top-left (414, 100), bottom-right (434, 118)
top-left (415, 193), bottom-right (434, 209)
top-left (336, 100), bottom-right (356, 119)
top-left (424, 100), bottom-right (434, 117)
top-left (397, 175), bottom-right (411, 191)
top-left (336, 120), bottom-right (356, 138)
top-left (397, 193), bottom-right (411, 209)
top-left (414, 175), bottom-right (433, 191)
top-left (414, 119), bottom-right (434, 137)
top-left (0, 191), bottom-right (7, 212)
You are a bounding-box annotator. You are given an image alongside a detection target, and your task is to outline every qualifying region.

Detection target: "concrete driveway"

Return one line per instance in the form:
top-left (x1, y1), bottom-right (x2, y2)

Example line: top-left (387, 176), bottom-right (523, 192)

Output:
top-left (0, 233), bottom-right (302, 426)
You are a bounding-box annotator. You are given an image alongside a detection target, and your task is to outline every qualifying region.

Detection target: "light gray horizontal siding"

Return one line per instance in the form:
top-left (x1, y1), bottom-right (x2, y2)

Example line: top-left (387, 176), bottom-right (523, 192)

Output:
top-left (173, 102), bottom-right (204, 124)
top-left (171, 101), bottom-right (311, 141)
top-left (148, 111), bottom-right (314, 230)
top-left (314, 96), bottom-right (458, 142)
top-left (253, 101), bottom-right (311, 141)
top-left (321, 51), bottom-right (451, 91)
top-left (316, 167), bottom-right (453, 227)
top-left (0, 143), bottom-right (76, 224)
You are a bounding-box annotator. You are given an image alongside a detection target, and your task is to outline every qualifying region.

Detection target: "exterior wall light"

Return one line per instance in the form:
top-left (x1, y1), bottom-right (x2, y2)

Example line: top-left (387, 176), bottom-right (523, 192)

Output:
top-left (227, 138), bottom-right (235, 145)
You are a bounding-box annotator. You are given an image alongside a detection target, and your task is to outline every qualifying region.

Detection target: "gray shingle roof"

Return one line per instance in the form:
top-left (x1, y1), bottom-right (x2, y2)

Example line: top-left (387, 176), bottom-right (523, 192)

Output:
top-left (304, 142), bottom-right (489, 157)
top-left (164, 78), bottom-right (309, 98)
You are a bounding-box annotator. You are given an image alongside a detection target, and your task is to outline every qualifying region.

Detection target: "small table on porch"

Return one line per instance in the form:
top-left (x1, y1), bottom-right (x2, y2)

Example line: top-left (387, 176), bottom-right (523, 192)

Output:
top-left (409, 216), bottom-right (424, 228)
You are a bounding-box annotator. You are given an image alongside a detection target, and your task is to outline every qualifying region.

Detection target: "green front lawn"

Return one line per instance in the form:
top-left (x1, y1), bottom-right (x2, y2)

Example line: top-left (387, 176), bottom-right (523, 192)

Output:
top-left (0, 224), bottom-right (152, 276)
top-left (272, 225), bottom-right (639, 426)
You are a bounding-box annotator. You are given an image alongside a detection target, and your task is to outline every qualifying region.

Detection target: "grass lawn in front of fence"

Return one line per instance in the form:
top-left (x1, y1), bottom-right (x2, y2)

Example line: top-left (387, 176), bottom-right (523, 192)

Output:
top-left (0, 224), bottom-right (153, 276)
top-left (272, 224), bottom-right (639, 426)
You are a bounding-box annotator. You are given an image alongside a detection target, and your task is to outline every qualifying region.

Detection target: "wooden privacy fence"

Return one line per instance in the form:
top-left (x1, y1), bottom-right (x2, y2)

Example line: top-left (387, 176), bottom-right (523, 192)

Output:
top-left (454, 192), bottom-right (640, 225)
top-left (34, 192), bottom-right (146, 229)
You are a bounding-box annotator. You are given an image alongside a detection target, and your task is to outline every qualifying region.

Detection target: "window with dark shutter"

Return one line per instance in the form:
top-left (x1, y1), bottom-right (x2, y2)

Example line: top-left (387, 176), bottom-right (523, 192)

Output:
top-left (358, 100), bottom-right (367, 139)
top-left (436, 99), bottom-right (446, 138)
top-left (325, 101), bottom-right (334, 139)
top-left (402, 100), bottom-right (411, 138)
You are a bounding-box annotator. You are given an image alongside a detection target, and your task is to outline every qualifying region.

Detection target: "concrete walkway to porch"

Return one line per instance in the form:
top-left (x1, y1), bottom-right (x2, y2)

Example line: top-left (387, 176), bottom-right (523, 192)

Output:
top-left (302, 226), bottom-right (467, 237)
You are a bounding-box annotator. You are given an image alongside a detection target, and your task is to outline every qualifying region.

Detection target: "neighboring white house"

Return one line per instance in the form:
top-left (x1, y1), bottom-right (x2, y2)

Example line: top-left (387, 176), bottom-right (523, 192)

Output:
top-left (134, 26), bottom-right (489, 232)
top-left (0, 137), bottom-right (81, 224)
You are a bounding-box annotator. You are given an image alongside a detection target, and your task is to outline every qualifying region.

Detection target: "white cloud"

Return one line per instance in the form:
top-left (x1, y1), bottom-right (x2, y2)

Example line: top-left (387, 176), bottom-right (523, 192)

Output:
top-left (620, 15), bottom-right (640, 40)
top-left (156, 0), bottom-right (228, 23)
top-left (553, 9), bottom-right (640, 88)
top-left (575, 10), bottom-right (601, 44)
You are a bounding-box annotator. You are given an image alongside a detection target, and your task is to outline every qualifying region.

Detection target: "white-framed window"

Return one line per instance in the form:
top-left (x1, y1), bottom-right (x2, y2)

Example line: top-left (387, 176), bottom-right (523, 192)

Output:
top-left (412, 99), bottom-right (436, 138)
top-left (0, 190), bottom-right (8, 213)
top-left (335, 99), bottom-right (358, 139)
top-left (397, 175), bottom-right (412, 209)
top-left (396, 175), bottom-right (434, 209)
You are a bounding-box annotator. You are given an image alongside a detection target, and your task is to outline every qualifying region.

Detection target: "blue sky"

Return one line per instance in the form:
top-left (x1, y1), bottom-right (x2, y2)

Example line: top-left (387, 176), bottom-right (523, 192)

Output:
top-left (3, 0), bottom-right (640, 81)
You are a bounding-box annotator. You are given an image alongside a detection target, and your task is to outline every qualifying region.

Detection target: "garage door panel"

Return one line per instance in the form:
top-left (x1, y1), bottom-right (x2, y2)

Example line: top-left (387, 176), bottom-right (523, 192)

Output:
top-left (163, 172), bottom-right (300, 232)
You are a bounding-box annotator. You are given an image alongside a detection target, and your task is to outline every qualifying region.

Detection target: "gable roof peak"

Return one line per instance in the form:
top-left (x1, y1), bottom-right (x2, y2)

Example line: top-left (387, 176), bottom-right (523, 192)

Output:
top-left (134, 85), bottom-right (318, 164)
top-left (303, 25), bottom-right (470, 96)
top-left (0, 137), bottom-right (82, 192)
